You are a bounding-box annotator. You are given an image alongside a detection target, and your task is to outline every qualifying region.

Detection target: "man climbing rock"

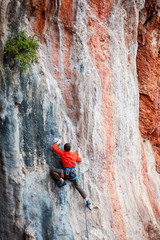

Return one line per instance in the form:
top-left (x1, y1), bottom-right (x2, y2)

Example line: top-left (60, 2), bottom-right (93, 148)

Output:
top-left (51, 139), bottom-right (92, 209)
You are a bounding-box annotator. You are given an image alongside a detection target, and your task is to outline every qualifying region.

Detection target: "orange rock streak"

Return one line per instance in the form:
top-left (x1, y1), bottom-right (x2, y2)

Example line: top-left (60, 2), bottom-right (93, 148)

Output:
top-left (57, 0), bottom-right (73, 113)
top-left (26, 0), bottom-right (48, 41)
top-left (137, 0), bottom-right (160, 173)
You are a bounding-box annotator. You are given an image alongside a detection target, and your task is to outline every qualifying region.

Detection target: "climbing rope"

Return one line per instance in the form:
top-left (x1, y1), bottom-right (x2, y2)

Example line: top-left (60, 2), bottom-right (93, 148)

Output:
top-left (78, 171), bottom-right (90, 240)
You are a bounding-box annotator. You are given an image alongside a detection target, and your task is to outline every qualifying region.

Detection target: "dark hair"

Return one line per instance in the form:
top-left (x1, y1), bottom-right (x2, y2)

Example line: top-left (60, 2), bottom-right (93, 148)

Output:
top-left (64, 143), bottom-right (71, 151)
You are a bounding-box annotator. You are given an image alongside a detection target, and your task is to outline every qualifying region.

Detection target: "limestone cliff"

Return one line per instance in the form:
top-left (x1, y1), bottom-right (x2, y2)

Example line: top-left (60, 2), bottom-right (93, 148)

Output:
top-left (0, 0), bottom-right (160, 240)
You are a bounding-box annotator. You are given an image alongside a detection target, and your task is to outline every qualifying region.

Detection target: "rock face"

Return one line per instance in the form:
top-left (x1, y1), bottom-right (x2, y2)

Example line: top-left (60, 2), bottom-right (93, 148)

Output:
top-left (0, 0), bottom-right (160, 240)
top-left (137, 0), bottom-right (160, 173)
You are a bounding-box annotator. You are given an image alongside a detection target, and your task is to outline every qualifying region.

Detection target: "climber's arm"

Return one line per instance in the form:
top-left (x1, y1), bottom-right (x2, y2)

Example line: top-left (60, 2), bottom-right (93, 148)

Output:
top-left (52, 140), bottom-right (63, 157)
top-left (76, 148), bottom-right (82, 163)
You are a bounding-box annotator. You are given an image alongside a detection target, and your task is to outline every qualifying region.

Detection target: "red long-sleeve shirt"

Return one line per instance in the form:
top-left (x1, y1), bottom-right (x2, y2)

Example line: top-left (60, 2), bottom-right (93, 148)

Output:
top-left (52, 143), bottom-right (82, 168)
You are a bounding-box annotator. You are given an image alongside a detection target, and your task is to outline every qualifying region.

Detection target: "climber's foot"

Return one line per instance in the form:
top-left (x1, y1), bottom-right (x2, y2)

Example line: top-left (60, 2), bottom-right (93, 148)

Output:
top-left (86, 200), bottom-right (92, 210)
top-left (57, 181), bottom-right (67, 188)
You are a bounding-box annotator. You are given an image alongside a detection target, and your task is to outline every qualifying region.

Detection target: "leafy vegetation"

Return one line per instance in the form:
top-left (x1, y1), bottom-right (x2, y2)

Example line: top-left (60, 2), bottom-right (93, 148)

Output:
top-left (4, 31), bottom-right (39, 73)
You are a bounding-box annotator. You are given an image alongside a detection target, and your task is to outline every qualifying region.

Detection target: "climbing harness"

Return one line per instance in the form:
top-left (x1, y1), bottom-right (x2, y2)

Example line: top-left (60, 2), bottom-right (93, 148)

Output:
top-left (62, 168), bottom-right (77, 181)
top-left (78, 171), bottom-right (90, 240)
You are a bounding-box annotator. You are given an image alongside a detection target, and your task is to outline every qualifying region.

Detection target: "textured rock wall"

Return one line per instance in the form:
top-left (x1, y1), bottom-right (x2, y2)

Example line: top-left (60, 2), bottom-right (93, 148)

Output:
top-left (0, 0), bottom-right (160, 240)
top-left (137, 0), bottom-right (160, 173)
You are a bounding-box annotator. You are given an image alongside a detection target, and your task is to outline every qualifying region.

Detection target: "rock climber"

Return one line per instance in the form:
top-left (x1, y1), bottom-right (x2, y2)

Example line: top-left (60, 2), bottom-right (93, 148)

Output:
top-left (51, 139), bottom-right (92, 209)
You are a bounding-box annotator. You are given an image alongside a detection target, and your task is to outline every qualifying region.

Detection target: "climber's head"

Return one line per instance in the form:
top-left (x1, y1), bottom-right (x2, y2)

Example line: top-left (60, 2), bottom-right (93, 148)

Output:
top-left (64, 143), bottom-right (71, 152)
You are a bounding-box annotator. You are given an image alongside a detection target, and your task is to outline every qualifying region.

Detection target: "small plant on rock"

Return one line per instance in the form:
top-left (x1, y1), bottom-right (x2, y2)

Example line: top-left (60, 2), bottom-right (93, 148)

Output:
top-left (4, 30), bottom-right (39, 73)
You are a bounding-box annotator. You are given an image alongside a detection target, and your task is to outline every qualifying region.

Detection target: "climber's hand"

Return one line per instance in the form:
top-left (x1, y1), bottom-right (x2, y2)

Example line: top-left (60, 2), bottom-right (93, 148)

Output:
top-left (77, 148), bottom-right (80, 155)
top-left (57, 139), bottom-right (62, 145)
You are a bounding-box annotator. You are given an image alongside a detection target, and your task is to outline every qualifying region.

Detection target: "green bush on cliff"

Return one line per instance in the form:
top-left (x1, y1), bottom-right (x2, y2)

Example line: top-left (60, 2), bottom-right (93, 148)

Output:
top-left (4, 31), bottom-right (39, 73)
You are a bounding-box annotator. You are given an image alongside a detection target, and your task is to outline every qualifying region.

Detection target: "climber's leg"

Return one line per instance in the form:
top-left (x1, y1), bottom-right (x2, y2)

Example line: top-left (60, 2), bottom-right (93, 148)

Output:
top-left (70, 176), bottom-right (92, 209)
top-left (71, 179), bottom-right (87, 199)
top-left (50, 168), bottom-right (65, 185)
top-left (50, 168), bottom-right (61, 180)
top-left (62, 172), bottom-right (87, 199)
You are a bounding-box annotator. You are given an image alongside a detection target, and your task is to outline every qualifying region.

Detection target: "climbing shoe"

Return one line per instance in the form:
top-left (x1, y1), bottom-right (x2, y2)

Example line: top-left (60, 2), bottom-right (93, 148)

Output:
top-left (86, 200), bottom-right (92, 210)
top-left (58, 181), bottom-right (67, 188)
